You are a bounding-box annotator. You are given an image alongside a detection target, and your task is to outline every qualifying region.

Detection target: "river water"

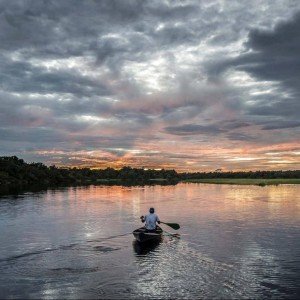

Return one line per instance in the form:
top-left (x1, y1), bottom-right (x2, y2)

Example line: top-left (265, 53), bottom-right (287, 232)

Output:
top-left (0, 183), bottom-right (299, 299)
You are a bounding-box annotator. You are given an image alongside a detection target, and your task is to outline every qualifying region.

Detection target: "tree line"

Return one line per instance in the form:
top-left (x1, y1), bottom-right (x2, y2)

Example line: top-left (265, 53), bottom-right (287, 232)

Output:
top-left (0, 156), bottom-right (178, 186)
top-left (180, 170), bottom-right (300, 180)
top-left (0, 156), bottom-right (299, 187)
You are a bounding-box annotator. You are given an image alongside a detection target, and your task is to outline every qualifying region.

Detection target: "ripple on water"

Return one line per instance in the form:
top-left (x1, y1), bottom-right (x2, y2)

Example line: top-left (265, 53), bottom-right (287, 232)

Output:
top-left (0, 184), bottom-right (299, 299)
top-left (131, 238), bottom-right (269, 299)
top-left (49, 266), bottom-right (100, 275)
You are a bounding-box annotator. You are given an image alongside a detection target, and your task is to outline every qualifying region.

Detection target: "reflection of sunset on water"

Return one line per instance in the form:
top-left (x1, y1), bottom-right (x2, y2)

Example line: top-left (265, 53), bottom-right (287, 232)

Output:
top-left (43, 183), bottom-right (300, 231)
top-left (1, 183), bottom-right (299, 298)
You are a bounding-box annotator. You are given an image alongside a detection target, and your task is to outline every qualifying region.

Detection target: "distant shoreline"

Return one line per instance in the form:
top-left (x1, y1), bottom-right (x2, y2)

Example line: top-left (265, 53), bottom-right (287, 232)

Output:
top-left (1, 178), bottom-right (300, 197)
top-left (182, 178), bottom-right (300, 186)
top-left (87, 178), bottom-right (300, 186)
top-left (1, 156), bottom-right (300, 195)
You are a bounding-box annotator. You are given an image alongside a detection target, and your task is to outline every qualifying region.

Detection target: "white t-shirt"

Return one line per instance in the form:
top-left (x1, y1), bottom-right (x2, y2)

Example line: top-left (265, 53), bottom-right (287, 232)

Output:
top-left (145, 213), bottom-right (160, 230)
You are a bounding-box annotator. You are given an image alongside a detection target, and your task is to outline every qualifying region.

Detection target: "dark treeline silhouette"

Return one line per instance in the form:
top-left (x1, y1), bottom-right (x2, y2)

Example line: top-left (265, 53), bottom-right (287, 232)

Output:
top-left (0, 156), bottom-right (299, 188)
top-left (180, 170), bottom-right (300, 180)
top-left (0, 156), bottom-right (178, 186)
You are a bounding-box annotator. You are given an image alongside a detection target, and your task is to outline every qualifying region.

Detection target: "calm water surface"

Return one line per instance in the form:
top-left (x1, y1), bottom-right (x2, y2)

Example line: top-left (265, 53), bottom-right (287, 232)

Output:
top-left (0, 183), bottom-right (299, 299)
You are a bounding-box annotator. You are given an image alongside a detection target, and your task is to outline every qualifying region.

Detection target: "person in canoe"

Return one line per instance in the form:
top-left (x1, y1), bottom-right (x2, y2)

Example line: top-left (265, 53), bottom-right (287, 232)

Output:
top-left (140, 207), bottom-right (161, 232)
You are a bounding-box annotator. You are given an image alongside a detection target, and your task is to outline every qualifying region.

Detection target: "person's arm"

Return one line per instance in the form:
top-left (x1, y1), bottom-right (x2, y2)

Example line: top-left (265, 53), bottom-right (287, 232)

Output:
top-left (157, 215), bottom-right (161, 224)
top-left (140, 215), bottom-right (145, 223)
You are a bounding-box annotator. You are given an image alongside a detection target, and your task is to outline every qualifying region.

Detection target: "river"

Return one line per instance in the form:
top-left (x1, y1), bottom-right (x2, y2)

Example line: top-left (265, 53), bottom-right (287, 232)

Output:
top-left (0, 183), bottom-right (299, 299)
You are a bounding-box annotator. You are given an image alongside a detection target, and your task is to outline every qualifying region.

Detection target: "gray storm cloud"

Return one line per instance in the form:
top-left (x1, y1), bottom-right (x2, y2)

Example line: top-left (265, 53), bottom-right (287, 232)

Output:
top-left (0, 0), bottom-right (299, 170)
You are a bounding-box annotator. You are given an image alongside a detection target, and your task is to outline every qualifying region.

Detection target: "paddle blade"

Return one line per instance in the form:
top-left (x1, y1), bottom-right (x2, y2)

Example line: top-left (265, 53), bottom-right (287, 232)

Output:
top-left (161, 222), bottom-right (180, 230)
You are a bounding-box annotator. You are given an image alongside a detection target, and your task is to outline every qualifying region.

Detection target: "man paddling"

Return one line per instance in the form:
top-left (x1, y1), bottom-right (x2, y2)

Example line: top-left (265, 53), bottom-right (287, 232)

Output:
top-left (140, 207), bottom-right (161, 232)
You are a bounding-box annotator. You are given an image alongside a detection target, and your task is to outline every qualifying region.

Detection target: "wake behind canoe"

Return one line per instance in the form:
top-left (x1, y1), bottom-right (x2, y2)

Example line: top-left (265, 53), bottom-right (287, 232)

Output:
top-left (133, 226), bottom-right (163, 243)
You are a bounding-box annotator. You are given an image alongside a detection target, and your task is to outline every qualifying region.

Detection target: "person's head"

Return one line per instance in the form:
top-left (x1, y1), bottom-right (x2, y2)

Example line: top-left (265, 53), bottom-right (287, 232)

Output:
top-left (149, 207), bottom-right (155, 214)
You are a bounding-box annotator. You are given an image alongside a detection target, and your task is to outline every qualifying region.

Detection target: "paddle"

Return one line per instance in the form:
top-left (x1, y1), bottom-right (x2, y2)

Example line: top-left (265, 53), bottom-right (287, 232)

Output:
top-left (160, 222), bottom-right (180, 230)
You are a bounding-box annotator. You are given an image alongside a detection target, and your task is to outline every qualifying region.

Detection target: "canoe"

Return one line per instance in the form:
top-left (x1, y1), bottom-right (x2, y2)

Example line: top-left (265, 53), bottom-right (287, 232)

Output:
top-left (133, 239), bottom-right (160, 255)
top-left (132, 226), bottom-right (163, 243)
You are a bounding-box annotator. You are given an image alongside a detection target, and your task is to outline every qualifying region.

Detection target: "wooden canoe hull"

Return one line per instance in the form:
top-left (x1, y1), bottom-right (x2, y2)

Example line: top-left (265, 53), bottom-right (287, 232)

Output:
top-left (133, 226), bottom-right (163, 243)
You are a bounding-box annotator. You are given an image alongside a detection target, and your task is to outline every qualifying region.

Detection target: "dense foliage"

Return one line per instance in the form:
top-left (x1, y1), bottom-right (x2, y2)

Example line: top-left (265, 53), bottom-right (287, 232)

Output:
top-left (0, 156), bottom-right (299, 187)
top-left (0, 156), bottom-right (178, 186)
top-left (180, 170), bottom-right (300, 180)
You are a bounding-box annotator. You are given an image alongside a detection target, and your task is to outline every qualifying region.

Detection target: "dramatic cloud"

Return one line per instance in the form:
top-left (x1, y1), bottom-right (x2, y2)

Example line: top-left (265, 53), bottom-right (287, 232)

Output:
top-left (0, 0), bottom-right (299, 171)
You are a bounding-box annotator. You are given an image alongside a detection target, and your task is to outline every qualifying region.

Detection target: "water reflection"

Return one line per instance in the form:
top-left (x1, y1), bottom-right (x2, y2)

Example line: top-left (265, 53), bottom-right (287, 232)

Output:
top-left (0, 183), bottom-right (299, 298)
top-left (133, 240), bottom-right (162, 255)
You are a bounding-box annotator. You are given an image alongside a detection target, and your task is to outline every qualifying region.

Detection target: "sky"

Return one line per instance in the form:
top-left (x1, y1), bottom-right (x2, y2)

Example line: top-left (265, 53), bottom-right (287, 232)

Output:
top-left (0, 0), bottom-right (300, 171)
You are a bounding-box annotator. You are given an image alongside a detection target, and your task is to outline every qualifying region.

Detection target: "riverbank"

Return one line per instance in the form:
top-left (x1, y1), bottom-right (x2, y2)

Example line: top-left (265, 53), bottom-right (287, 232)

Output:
top-left (182, 178), bottom-right (300, 186)
top-left (1, 156), bottom-right (299, 194)
top-left (0, 178), bottom-right (178, 196)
